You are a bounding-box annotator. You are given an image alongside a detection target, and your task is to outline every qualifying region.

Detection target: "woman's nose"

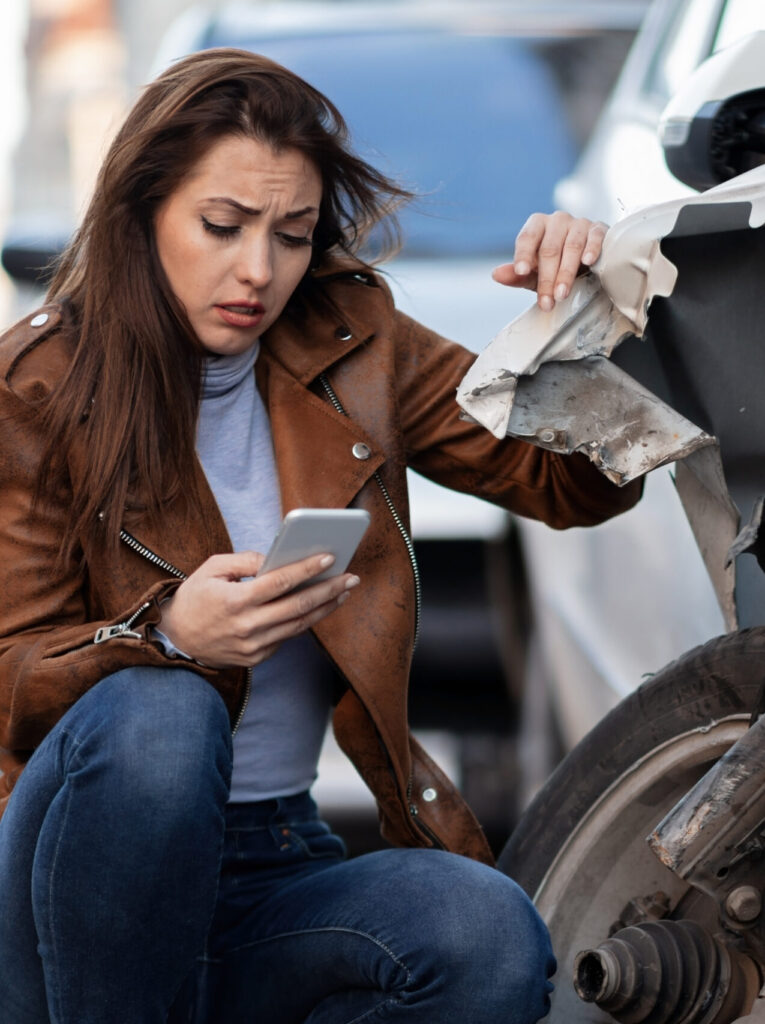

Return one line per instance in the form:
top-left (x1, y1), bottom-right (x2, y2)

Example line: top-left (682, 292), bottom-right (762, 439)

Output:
top-left (236, 239), bottom-right (273, 288)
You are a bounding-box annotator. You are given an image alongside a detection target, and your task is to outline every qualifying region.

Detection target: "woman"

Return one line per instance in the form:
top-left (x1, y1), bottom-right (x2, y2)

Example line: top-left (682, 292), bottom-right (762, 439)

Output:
top-left (0, 49), bottom-right (638, 1023)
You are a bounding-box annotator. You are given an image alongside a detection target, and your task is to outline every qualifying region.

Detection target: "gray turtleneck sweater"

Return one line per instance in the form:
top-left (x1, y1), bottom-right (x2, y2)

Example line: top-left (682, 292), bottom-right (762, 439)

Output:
top-left (178, 343), bottom-right (335, 802)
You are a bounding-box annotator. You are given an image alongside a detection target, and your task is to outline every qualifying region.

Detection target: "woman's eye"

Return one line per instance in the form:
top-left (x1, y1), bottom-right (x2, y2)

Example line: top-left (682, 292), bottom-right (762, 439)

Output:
top-left (201, 217), bottom-right (239, 238)
top-left (277, 233), bottom-right (313, 249)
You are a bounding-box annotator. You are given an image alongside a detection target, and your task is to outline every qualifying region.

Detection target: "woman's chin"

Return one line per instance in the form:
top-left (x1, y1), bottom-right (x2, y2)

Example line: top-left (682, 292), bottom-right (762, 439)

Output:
top-left (199, 328), bottom-right (261, 357)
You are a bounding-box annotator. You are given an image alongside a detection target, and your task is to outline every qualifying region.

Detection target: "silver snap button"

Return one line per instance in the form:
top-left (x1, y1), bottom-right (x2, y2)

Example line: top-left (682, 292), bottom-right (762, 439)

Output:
top-left (30, 313), bottom-right (49, 328)
top-left (352, 442), bottom-right (371, 461)
top-left (422, 787), bottom-right (437, 803)
top-left (334, 326), bottom-right (353, 341)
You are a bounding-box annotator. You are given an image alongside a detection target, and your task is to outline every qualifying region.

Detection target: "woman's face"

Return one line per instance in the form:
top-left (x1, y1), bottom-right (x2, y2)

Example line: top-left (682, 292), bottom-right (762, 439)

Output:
top-left (154, 134), bottom-right (322, 355)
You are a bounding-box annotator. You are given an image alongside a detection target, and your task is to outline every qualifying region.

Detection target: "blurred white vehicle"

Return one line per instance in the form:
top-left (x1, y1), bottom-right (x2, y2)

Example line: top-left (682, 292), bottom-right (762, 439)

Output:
top-left (497, 35), bottom-right (765, 1023)
top-left (556, 0), bottom-right (765, 222)
top-left (519, 0), bottom-right (765, 754)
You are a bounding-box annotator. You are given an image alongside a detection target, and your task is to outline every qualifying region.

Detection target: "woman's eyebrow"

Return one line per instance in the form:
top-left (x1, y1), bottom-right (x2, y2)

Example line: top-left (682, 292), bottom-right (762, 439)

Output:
top-left (206, 197), bottom-right (318, 219)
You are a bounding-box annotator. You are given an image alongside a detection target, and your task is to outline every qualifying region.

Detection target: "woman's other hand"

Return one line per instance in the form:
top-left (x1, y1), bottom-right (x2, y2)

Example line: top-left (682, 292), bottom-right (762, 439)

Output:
top-left (157, 551), bottom-right (360, 669)
top-left (492, 211), bottom-right (608, 312)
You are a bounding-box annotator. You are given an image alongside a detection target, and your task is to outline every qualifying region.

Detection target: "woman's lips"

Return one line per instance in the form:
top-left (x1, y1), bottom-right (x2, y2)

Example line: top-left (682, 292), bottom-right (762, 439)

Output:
top-left (215, 303), bottom-right (265, 328)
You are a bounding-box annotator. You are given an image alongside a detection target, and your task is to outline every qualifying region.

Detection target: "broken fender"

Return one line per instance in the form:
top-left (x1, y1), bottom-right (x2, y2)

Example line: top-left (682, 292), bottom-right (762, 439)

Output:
top-left (457, 164), bottom-right (765, 629)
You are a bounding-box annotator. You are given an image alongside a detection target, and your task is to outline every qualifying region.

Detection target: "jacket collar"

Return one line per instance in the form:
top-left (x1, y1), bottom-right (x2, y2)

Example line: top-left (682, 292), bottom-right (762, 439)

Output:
top-left (255, 341), bottom-right (384, 517)
top-left (260, 257), bottom-right (388, 384)
top-left (254, 259), bottom-right (389, 515)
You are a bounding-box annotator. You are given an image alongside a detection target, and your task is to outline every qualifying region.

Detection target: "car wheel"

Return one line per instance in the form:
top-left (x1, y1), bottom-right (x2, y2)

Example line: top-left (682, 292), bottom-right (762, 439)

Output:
top-left (498, 628), bottom-right (765, 1023)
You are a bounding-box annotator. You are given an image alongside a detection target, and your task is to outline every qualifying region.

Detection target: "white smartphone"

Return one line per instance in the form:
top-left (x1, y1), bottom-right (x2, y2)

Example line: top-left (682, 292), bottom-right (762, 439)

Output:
top-left (258, 508), bottom-right (371, 584)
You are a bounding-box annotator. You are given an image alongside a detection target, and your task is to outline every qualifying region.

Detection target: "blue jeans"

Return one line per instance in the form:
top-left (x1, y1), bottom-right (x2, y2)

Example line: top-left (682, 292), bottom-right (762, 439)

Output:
top-left (0, 667), bottom-right (554, 1023)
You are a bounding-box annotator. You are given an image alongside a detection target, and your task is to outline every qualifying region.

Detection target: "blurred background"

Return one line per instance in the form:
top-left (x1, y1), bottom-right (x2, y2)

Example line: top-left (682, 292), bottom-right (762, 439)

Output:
top-left (4, 0), bottom-right (730, 856)
top-left (0, 0), bottom-right (648, 322)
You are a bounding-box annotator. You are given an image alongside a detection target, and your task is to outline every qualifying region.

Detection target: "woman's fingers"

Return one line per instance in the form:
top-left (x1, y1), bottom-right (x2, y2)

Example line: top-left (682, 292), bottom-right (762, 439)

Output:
top-left (239, 569), bottom-right (360, 631)
top-left (493, 212), bottom-right (609, 310)
top-left (530, 212), bottom-right (588, 310)
top-left (242, 585), bottom-right (358, 664)
top-left (511, 211), bottom-right (551, 280)
top-left (157, 552), bottom-right (361, 668)
top-left (582, 219), bottom-right (608, 268)
top-left (248, 552), bottom-right (337, 601)
top-left (490, 260), bottom-right (537, 289)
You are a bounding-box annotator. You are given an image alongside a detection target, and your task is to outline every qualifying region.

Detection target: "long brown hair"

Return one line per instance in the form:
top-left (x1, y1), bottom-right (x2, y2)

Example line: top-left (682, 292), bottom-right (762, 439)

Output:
top-left (41, 48), bottom-right (412, 558)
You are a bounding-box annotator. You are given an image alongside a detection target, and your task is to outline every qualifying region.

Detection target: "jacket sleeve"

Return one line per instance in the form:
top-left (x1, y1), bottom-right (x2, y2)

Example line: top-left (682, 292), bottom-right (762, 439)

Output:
top-left (0, 375), bottom-right (189, 755)
top-left (388, 300), bottom-right (642, 529)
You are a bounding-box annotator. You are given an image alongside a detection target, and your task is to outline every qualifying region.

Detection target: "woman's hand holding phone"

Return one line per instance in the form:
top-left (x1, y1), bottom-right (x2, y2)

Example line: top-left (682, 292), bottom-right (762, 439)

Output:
top-left (157, 549), bottom-right (360, 669)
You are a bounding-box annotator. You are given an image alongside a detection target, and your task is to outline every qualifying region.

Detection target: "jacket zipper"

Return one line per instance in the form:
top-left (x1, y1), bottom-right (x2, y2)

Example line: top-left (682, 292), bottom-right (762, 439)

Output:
top-left (406, 772), bottom-right (446, 848)
top-left (93, 601), bottom-right (151, 644)
top-left (118, 528), bottom-right (187, 579)
top-left (100, 527), bottom-right (252, 735)
top-left (232, 667), bottom-right (253, 735)
top-left (317, 372), bottom-right (422, 647)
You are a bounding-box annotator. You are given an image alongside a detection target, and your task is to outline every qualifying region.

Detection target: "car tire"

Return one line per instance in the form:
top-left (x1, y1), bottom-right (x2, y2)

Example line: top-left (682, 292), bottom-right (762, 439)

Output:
top-left (497, 627), bottom-right (765, 1022)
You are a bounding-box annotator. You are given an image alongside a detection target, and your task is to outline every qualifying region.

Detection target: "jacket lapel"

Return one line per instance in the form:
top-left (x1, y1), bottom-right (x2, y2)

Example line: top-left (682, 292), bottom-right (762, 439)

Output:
top-left (258, 278), bottom-right (388, 513)
top-left (257, 349), bottom-right (383, 514)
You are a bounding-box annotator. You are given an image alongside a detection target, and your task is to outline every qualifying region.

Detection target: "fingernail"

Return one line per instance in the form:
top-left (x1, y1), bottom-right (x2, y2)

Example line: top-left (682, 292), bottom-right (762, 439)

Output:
top-left (539, 295), bottom-right (553, 312)
top-left (320, 555), bottom-right (335, 568)
top-left (345, 575), bottom-right (361, 590)
top-left (582, 251), bottom-right (594, 265)
top-left (515, 261), bottom-right (530, 276)
top-left (554, 284), bottom-right (568, 301)
top-left (338, 592), bottom-right (349, 605)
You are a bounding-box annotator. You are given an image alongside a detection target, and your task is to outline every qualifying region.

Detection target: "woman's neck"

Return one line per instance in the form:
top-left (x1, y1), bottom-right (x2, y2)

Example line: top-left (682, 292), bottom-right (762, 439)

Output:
top-left (201, 342), bottom-right (259, 399)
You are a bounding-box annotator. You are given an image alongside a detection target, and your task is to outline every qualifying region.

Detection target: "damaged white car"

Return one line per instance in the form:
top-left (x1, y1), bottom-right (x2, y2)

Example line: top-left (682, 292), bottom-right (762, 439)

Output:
top-left (481, 31), bottom-right (765, 1024)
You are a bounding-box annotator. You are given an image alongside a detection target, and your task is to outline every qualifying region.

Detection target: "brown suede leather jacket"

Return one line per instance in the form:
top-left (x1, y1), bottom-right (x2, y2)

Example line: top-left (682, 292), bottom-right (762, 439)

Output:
top-left (0, 264), bottom-right (640, 864)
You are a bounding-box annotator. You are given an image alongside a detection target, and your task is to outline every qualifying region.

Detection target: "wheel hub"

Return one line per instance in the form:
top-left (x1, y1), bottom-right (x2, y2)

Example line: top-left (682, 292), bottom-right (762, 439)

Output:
top-left (574, 919), bottom-right (761, 1024)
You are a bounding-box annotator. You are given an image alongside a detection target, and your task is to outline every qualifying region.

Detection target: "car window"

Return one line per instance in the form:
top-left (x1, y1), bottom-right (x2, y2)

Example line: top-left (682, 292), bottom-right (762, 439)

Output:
top-left (641, 0), bottom-right (723, 107)
top-left (714, 0), bottom-right (765, 51)
top-left (201, 31), bottom-right (576, 257)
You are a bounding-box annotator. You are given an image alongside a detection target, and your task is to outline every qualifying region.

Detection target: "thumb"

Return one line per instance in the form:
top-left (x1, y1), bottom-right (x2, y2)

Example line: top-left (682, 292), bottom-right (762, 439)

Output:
top-left (202, 550), bottom-right (266, 581)
top-left (492, 262), bottom-right (537, 289)
top-left (492, 262), bottom-right (516, 285)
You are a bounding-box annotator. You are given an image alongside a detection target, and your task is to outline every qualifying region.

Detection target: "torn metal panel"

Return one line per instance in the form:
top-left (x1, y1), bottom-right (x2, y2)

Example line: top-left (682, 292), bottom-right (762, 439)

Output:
top-left (460, 173), bottom-right (765, 439)
top-left (647, 713), bottom-right (765, 962)
top-left (674, 448), bottom-right (740, 631)
top-left (506, 356), bottom-right (714, 485)
top-left (457, 275), bottom-right (633, 439)
top-left (457, 163), bottom-right (765, 441)
top-left (457, 163), bottom-right (765, 435)
top-left (598, 162), bottom-right (765, 334)
top-left (457, 163), bottom-right (765, 630)
top-left (649, 723), bottom-right (765, 881)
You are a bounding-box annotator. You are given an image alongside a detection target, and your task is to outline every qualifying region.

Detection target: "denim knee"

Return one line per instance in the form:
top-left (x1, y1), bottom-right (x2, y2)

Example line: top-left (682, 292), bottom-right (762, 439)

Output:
top-left (376, 849), bottom-right (555, 1023)
top-left (59, 666), bottom-right (233, 812)
top-left (481, 873), bottom-right (556, 1022)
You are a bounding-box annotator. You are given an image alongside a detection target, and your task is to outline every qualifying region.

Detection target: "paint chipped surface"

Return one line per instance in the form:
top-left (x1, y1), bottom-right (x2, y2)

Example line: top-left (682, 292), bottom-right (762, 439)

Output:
top-left (504, 357), bottom-right (714, 485)
top-left (648, 719), bottom-right (765, 882)
top-left (456, 164), bottom-right (765, 626)
top-left (456, 162), bottom-right (765, 465)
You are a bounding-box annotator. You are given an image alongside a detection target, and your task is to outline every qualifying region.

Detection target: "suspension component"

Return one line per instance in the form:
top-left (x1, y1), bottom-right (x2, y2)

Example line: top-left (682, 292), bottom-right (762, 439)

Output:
top-left (573, 919), bottom-right (761, 1024)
